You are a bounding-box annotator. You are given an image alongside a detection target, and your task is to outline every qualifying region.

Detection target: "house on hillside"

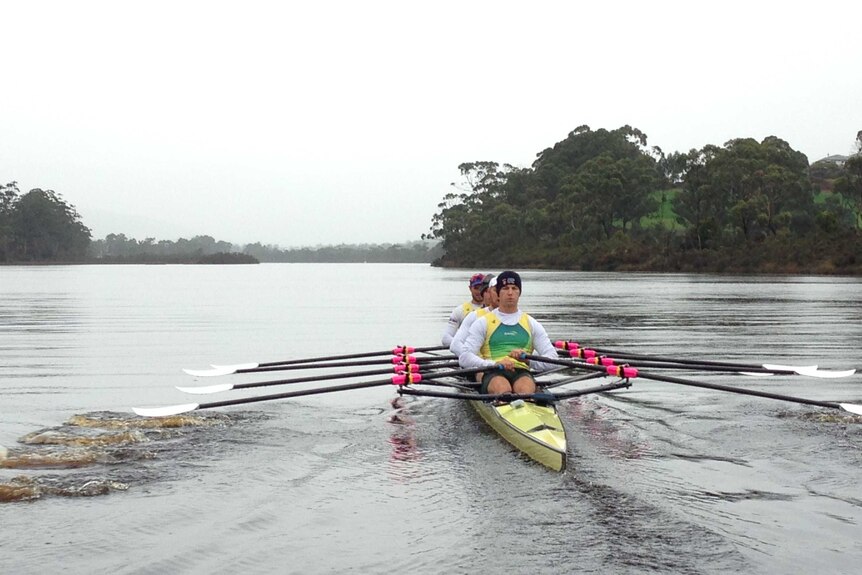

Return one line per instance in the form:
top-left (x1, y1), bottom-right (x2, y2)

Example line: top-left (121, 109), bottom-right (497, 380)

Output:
top-left (817, 154), bottom-right (850, 166)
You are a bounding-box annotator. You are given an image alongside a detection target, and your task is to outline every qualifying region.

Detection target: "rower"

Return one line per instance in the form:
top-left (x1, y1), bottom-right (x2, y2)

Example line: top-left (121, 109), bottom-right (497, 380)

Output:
top-left (458, 270), bottom-right (558, 396)
top-left (441, 272), bottom-right (489, 346)
top-left (449, 275), bottom-right (498, 357)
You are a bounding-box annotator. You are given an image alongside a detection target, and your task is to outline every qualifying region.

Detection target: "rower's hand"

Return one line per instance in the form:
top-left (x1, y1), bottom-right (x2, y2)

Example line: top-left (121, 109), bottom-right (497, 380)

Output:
top-left (496, 357), bottom-right (517, 371)
top-left (508, 349), bottom-right (527, 361)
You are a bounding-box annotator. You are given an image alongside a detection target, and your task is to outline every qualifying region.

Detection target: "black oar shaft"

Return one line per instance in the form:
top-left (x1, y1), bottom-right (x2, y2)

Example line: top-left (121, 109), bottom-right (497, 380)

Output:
top-left (549, 381), bottom-right (632, 400)
top-left (398, 381), bottom-right (630, 401)
top-left (528, 354), bottom-right (845, 411)
top-left (200, 379), bottom-right (391, 409)
top-left (234, 361), bottom-right (459, 390)
top-left (638, 370), bottom-right (843, 410)
top-left (257, 345), bottom-right (448, 368)
top-left (563, 358), bottom-right (791, 375)
top-left (199, 367), bottom-right (486, 410)
top-left (238, 355), bottom-right (456, 374)
top-left (559, 345), bottom-right (773, 370)
top-left (398, 388), bottom-right (540, 401)
top-left (540, 372), bottom-right (606, 389)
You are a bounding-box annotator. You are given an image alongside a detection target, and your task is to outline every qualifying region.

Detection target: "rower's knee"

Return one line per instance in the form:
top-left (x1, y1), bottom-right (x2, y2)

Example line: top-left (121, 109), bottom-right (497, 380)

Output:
top-left (512, 375), bottom-right (537, 394)
top-left (487, 376), bottom-right (512, 395)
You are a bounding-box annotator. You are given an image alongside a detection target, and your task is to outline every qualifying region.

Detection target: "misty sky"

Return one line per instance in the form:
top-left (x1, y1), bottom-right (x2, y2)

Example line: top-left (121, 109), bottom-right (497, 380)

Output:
top-left (3, 1), bottom-right (860, 247)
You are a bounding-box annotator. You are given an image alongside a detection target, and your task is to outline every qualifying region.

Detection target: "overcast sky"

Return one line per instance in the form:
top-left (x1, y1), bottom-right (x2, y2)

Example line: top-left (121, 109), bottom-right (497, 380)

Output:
top-left (3, 1), bottom-right (860, 247)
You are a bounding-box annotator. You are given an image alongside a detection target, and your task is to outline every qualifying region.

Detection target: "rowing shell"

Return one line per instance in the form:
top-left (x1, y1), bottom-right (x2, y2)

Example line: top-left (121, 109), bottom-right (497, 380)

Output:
top-left (468, 392), bottom-right (568, 472)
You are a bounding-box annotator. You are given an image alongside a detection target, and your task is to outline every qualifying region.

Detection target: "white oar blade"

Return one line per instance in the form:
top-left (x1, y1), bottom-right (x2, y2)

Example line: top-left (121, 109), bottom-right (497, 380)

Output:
top-left (211, 362), bottom-right (259, 371)
top-left (752, 364), bottom-right (854, 379)
top-left (840, 403), bottom-right (862, 416)
top-left (133, 403), bottom-right (200, 417)
top-left (739, 371), bottom-right (774, 377)
top-left (182, 367), bottom-right (236, 377)
top-left (795, 367), bottom-right (856, 379)
top-left (763, 364), bottom-right (817, 372)
top-left (176, 383), bottom-right (234, 395)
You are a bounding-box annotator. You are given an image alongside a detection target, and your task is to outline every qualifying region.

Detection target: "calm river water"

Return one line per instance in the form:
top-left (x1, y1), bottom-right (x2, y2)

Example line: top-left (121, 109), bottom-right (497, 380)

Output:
top-left (1, 264), bottom-right (861, 574)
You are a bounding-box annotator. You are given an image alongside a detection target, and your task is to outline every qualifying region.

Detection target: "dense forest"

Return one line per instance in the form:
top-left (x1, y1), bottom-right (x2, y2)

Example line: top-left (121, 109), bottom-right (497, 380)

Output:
top-left (3, 125), bottom-right (861, 272)
top-left (425, 126), bottom-right (862, 274)
top-left (0, 185), bottom-right (92, 262)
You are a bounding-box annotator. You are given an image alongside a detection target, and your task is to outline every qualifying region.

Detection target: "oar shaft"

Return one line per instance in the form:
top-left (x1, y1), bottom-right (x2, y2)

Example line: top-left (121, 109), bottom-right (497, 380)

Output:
top-left (398, 381), bottom-right (631, 401)
top-left (580, 359), bottom-right (789, 375)
top-left (551, 381), bottom-right (632, 400)
top-left (539, 372), bottom-right (606, 389)
top-left (237, 355), bottom-right (456, 374)
top-left (257, 345), bottom-right (448, 367)
top-left (199, 379), bottom-right (394, 409)
top-left (233, 361), bottom-right (459, 390)
top-left (529, 353), bottom-right (846, 411)
top-left (638, 369), bottom-right (842, 410)
top-left (136, 367), bottom-right (487, 416)
top-left (195, 367), bottom-right (486, 410)
top-left (558, 343), bottom-right (774, 370)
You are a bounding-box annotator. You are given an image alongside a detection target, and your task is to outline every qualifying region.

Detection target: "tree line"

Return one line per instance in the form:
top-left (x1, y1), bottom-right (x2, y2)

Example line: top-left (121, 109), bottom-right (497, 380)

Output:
top-left (425, 126), bottom-right (862, 274)
top-left (241, 241), bottom-right (442, 263)
top-left (90, 234), bottom-right (441, 263)
top-left (0, 183), bottom-right (440, 264)
top-left (4, 125), bottom-right (861, 272)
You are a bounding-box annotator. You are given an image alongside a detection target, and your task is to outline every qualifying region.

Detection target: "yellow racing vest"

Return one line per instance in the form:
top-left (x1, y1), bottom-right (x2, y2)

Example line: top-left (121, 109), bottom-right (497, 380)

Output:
top-left (479, 312), bottom-right (533, 369)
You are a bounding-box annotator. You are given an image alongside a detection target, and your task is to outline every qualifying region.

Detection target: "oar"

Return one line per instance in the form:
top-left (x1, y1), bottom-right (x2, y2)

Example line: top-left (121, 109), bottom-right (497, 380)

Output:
top-left (205, 345), bottom-right (448, 372)
top-left (177, 361), bottom-right (460, 395)
top-left (133, 367), bottom-right (485, 417)
top-left (184, 354), bottom-right (457, 377)
top-left (539, 371), bottom-right (607, 390)
top-left (571, 355), bottom-right (796, 376)
top-left (525, 354), bottom-right (862, 416)
top-left (397, 380), bottom-right (631, 401)
top-left (556, 341), bottom-right (801, 371)
top-left (555, 341), bottom-right (855, 378)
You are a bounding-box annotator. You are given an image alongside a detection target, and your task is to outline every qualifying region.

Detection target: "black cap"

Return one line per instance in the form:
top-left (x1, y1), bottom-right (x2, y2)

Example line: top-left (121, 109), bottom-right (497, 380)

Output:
top-left (495, 270), bottom-right (522, 293)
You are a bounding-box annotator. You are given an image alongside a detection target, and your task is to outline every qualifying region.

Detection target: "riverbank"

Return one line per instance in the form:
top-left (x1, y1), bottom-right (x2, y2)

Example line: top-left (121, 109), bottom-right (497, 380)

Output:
top-left (434, 232), bottom-right (862, 276)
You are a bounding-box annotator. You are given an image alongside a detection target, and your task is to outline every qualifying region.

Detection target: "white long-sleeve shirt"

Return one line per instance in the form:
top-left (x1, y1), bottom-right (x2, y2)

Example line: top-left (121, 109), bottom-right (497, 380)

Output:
top-left (441, 301), bottom-right (479, 346)
top-left (458, 308), bottom-right (559, 372)
top-left (449, 307), bottom-right (488, 357)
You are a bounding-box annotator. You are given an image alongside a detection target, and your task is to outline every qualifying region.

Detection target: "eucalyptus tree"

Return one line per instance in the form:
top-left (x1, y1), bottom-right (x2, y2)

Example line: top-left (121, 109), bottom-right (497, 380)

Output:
top-left (5, 188), bottom-right (91, 261)
top-left (832, 128), bottom-right (862, 231)
top-left (425, 161), bottom-right (515, 262)
top-left (672, 146), bottom-right (724, 250)
top-left (542, 127), bottom-right (661, 243)
top-left (0, 181), bottom-right (20, 261)
top-left (675, 137), bottom-right (814, 247)
top-left (427, 125), bottom-right (665, 265)
top-left (833, 154), bottom-right (862, 231)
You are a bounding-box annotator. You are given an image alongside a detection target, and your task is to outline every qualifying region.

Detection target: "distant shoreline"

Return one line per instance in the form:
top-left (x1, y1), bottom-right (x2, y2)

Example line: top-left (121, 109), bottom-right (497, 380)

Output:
top-left (0, 252), bottom-right (260, 266)
top-left (3, 260), bottom-right (860, 276)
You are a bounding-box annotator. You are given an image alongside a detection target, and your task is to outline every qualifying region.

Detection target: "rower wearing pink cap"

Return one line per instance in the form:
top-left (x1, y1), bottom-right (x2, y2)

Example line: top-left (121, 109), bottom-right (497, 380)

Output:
top-left (441, 273), bottom-right (491, 346)
top-left (449, 275), bottom-right (498, 357)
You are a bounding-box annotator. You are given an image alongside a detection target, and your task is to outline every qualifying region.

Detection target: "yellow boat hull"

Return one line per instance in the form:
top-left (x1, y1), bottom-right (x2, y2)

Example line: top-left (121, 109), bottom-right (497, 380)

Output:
top-left (469, 397), bottom-right (567, 472)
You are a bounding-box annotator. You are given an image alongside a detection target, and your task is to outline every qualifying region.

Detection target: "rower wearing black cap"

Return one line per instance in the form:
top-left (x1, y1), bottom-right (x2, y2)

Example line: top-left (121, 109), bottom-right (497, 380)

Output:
top-left (458, 270), bottom-right (558, 395)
